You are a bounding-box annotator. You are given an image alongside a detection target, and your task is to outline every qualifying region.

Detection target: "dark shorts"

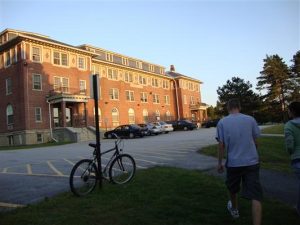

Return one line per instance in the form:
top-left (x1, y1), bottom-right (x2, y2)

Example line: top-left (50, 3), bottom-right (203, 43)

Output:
top-left (226, 164), bottom-right (263, 201)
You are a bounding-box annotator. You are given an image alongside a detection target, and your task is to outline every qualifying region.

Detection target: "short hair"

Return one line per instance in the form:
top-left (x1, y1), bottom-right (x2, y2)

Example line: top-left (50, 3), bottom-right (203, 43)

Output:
top-left (227, 99), bottom-right (241, 111)
top-left (288, 101), bottom-right (300, 117)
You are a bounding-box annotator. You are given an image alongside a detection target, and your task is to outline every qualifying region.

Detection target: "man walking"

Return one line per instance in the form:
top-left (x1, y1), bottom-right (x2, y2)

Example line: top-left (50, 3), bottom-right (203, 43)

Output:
top-left (216, 99), bottom-right (262, 225)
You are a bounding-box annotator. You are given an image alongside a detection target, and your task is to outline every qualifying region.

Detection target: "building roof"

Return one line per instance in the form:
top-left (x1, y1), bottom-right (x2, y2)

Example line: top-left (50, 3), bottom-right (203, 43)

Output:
top-left (166, 71), bottom-right (203, 83)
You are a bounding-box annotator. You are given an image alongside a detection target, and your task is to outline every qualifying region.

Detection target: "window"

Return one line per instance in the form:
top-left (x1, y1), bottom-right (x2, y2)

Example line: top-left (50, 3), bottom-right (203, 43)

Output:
top-left (184, 95), bottom-right (187, 104)
top-left (54, 76), bottom-right (61, 91)
top-left (6, 104), bottom-right (13, 125)
top-left (106, 53), bottom-right (113, 62)
top-left (78, 57), bottom-right (85, 69)
top-left (32, 46), bottom-right (41, 62)
top-left (79, 80), bottom-right (86, 94)
top-left (122, 57), bottom-right (128, 65)
top-left (155, 110), bottom-right (160, 118)
top-left (151, 78), bottom-right (159, 87)
top-left (109, 88), bottom-right (119, 100)
top-left (11, 49), bottom-right (16, 64)
top-left (136, 61), bottom-right (142, 69)
top-left (143, 109), bottom-right (148, 123)
top-left (35, 107), bottom-right (42, 122)
top-left (5, 51), bottom-right (10, 67)
top-left (62, 78), bottom-right (69, 93)
top-left (141, 92), bottom-right (148, 103)
top-left (53, 76), bottom-right (69, 93)
top-left (53, 52), bottom-right (60, 65)
top-left (125, 90), bottom-right (134, 101)
top-left (93, 108), bottom-right (102, 126)
top-left (139, 75), bottom-right (147, 85)
top-left (128, 108), bottom-right (135, 124)
top-left (164, 95), bottom-right (170, 105)
top-left (37, 133), bottom-right (43, 143)
top-left (166, 111), bottom-right (171, 121)
top-left (61, 53), bottom-right (68, 66)
top-left (124, 72), bottom-right (133, 82)
top-left (149, 64), bottom-right (154, 72)
top-left (33, 74), bottom-right (42, 90)
top-left (153, 94), bottom-right (160, 104)
top-left (190, 96), bottom-right (195, 105)
top-left (108, 69), bottom-right (118, 80)
top-left (6, 78), bottom-right (12, 95)
top-left (92, 64), bottom-right (101, 76)
top-left (112, 108), bottom-right (119, 126)
top-left (160, 68), bottom-right (164, 74)
top-left (162, 80), bottom-right (169, 89)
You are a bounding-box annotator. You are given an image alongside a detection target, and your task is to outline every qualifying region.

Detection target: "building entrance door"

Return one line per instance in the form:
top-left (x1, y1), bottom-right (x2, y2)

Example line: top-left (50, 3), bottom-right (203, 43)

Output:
top-left (66, 108), bottom-right (72, 127)
top-left (53, 107), bottom-right (60, 127)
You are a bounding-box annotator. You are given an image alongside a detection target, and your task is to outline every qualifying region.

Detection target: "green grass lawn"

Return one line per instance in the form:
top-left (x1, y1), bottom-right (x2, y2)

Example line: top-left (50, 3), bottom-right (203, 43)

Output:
top-left (261, 124), bottom-right (284, 134)
top-left (0, 167), bottom-right (298, 225)
top-left (199, 136), bottom-right (292, 173)
top-left (0, 141), bottom-right (73, 151)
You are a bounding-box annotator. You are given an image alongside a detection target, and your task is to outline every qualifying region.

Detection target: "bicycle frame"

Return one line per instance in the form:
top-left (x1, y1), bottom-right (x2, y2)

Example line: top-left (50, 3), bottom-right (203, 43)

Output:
top-left (91, 139), bottom-right (123, 181)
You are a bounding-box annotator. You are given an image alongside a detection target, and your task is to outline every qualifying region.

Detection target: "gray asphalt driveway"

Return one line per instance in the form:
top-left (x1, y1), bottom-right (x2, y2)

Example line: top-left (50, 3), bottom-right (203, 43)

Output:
top-left (0, 128), bottom-right (218, 209)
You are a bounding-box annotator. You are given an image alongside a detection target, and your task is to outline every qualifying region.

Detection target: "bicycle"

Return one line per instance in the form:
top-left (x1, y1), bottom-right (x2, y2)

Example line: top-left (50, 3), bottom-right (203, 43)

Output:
top-left (69, 133), bottom-right (136, 197)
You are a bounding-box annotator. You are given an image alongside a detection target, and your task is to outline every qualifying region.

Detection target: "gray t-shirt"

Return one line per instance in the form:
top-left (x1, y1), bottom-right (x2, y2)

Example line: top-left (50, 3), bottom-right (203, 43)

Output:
top-left (216, 113), bottom-right (260, 167)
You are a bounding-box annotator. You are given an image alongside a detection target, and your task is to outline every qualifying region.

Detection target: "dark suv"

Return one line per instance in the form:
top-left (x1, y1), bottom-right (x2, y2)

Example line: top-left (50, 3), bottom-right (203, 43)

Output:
top-left (201, 119), bottom-right (220, 128)
top-left (167, 120), bottom-right (197, 131)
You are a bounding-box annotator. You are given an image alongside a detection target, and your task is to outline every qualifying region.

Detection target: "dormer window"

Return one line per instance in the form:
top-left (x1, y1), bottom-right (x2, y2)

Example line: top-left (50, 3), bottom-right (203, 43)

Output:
top-left (106, 53), bottom-right (113, 62)
top-left (122, 57), bottom-right (128, 66)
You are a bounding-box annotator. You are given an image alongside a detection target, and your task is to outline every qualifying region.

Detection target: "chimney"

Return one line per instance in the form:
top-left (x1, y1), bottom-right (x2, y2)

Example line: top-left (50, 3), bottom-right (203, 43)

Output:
top-left (170, 65), bottom-right (175, 72)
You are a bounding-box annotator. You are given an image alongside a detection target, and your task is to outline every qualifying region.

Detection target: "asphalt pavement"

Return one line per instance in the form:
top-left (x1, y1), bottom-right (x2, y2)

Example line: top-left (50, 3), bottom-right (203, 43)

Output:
top-left (0, 128), bottom-right (298, 211)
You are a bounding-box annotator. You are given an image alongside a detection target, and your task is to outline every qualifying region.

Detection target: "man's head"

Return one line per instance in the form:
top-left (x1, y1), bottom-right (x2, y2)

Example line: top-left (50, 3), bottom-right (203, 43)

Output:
top-left (288, 101), bottom-right (300, 118)
top-left (227, 99), bottom-right (241, 113)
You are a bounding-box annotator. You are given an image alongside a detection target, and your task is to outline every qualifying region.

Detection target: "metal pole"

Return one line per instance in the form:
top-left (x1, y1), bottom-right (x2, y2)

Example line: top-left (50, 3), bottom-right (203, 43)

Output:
top-left (93, 74), bottom-right (102, 188)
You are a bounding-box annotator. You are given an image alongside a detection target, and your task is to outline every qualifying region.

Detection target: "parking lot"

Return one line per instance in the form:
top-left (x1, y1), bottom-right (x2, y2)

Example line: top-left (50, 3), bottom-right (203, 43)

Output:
top-left (0, 128), bottom-right (218, 209)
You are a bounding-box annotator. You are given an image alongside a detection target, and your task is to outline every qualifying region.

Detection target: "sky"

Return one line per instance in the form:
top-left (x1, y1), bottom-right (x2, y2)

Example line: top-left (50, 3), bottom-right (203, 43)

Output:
top-left (0, 0), bottom-right (299, 106)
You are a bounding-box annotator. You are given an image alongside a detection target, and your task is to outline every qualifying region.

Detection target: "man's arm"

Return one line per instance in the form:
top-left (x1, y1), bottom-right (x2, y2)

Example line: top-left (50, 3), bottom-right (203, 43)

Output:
top-left (218, 141), bottom-right (225, 173)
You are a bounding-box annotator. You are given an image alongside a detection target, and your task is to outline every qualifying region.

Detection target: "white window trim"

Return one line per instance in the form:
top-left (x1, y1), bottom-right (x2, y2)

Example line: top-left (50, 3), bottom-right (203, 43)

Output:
top-left (31, 45), bottom-right (42, 63)
top-left (153, 94), bottom-right (160, 104)
top-left (141, 92), bottom-right (148, 103)
top-left (109, 88), bottom-right (119, 100)
top-left (53, 51), bottom-right (69, 67)
top-left (32, 73), bottom-right (42, 91)
top-left (78, 56), bottom-right (86, 70)
top-left (35, 107), bottom-right (42, 122)
top-left (79, 80), bottom-right (86, 94)
top-left (6, 77), bottom-right (12, 95)
top-left (125, 90), bottom-right (135, 102)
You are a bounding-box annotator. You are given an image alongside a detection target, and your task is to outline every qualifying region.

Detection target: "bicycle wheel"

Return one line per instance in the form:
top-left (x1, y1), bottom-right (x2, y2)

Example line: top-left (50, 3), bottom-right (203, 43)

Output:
top-left (69, 159), bottom-right (98, 197)
top-left (109, 154), bottom-right (136, 184)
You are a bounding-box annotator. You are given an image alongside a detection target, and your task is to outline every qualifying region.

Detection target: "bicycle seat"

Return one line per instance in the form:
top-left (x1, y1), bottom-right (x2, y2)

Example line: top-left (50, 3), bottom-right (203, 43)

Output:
top-left (89, 143), bottom-right (96, 148)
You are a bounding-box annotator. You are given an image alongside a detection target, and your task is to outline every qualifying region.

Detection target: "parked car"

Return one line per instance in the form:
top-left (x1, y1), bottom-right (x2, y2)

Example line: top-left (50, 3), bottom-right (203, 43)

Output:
top-left (104, 124), bottom-right (144, 139)
top-left (137, 123), bottom-right (151, 136)
top-left (147, 122), bottom-right (163, 135)
top-left (153, 121), bottom-right (174, 133)
top-left (201, 119), bottom-right (220, 128)
top-left (167, 120), bottom-right (197, 131)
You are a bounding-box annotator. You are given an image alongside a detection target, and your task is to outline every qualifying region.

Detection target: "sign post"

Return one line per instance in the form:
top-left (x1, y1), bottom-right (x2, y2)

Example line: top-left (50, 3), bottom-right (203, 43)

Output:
top-left (92, 74), bottom-right (102, 188)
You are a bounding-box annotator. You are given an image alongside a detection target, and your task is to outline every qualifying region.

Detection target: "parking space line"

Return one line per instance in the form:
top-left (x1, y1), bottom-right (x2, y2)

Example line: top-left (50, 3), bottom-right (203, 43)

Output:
top-left (131, 153), bottom-right (173, 161)
top-left (0, 202), bottom-right (25, 208)
top-left (63, 158), bottom-right (75, 166)
top-left (101, 157), bottom-right (147, 169)
top-left (26, 164), bottom-right (32, 175)
top-left (47, 161), bottom-right (64, 176)
top-left (0, 171), bottom-right (68, 178)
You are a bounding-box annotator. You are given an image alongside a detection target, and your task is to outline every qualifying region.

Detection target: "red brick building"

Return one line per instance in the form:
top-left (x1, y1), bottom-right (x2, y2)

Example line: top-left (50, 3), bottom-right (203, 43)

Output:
top-left (0, 29), bottom-right (207, 146)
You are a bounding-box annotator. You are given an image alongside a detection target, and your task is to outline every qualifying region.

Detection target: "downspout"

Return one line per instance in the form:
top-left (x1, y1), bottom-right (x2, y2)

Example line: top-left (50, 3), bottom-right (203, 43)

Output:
top-left (171, 77), bottom-right (180, 120)
top-left (47, 100), bottom-right (58, 142)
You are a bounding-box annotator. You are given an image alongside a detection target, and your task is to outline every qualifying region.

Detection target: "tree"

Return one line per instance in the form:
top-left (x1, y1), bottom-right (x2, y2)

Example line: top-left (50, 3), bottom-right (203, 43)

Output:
top-left (207, 106), bottom-right (217, 119)
top-left (216, 77), bottom-right (261, 117)
top-left (290, 51), bottom-right (300, 102)
top-left (257, 54), bottom-right (291, 121)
